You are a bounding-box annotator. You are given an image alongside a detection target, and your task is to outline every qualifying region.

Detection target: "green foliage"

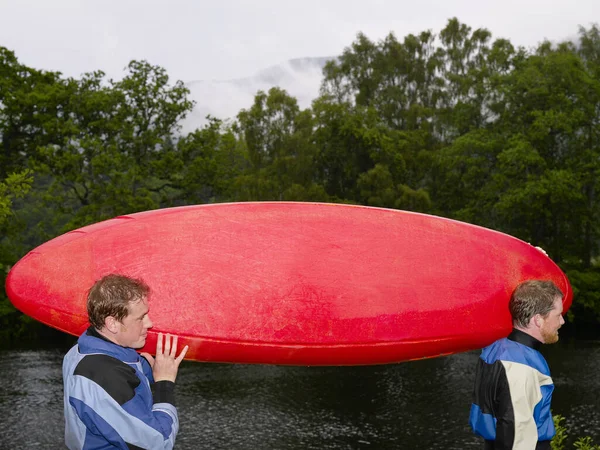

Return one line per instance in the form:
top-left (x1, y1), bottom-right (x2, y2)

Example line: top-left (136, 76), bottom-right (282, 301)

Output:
top-left (233, 87), bottom-right (328, 201)
top-left (0, 169), bottom-right (33, 225)
top-left (552, 415), bottom-right (568, 450)
top-left (0, 170), bottom-right (34, 335)
top-left (574, 438), bottom-right (600, 450)
top-left (552, 414), bottom-right (600, 450)
top-left (564, 268), bottom-right (600, 323)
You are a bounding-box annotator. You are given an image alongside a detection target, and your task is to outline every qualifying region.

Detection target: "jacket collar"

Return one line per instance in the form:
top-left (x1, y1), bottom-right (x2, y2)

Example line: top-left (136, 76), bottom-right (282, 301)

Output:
top-left (77, 326), bottom-right (140, 362)
top-left (508, 328), bottom-right (542, 351)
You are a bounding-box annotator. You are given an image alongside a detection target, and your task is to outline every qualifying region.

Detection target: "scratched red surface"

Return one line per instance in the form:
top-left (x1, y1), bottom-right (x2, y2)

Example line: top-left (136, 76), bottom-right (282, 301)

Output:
top-left (6, 202), bottom-right (572, 365)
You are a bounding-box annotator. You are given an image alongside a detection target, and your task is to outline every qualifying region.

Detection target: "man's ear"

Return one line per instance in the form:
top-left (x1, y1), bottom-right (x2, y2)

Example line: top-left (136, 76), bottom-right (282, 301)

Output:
top-left (104, 316), bottom-right (120, 334)
top-left (531, 314), bottom-right (541, 329)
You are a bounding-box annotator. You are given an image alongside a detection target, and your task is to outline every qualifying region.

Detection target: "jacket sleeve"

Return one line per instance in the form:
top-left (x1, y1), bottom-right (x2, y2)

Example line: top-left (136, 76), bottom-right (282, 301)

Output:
top-left (68, 354), bottom-right (179, 450)
top-left (495, 361), bottom-right (541, 450)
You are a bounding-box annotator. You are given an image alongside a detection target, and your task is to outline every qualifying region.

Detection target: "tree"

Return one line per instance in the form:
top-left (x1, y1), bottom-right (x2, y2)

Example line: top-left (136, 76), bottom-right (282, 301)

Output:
top-left (233, 87), bottom-right (326, 201)
top-left (175, 118), bottom-right (244, 205)
top-left (0, 170), bottom-right (32, 226)
top-left (31, 61), bottom-right (195, 229)
top-left (0, 47), bottom-right (66, 179)
top-left (495, 40), bottom-right (600, 264)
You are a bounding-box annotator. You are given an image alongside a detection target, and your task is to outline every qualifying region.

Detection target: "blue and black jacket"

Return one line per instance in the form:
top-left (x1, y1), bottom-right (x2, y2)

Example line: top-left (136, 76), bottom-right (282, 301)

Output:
top-left (63, 328), bottom-right (179, 449)
top-left (469, 329), bottom-right (555, 450)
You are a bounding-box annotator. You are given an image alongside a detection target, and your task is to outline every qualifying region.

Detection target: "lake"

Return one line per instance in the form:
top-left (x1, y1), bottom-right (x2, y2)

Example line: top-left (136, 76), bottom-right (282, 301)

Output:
top-left (1, 338), bottom-right (598, 449)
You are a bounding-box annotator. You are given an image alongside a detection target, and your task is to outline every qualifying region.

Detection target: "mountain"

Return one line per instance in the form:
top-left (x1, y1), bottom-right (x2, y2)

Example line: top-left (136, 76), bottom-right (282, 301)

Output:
top-left (181, 56), bottom-right (335, 132)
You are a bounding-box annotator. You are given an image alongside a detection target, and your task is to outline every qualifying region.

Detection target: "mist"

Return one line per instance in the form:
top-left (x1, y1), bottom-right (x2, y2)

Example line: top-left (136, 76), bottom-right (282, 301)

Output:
top-left (181, 57), bottom-right (334, 132)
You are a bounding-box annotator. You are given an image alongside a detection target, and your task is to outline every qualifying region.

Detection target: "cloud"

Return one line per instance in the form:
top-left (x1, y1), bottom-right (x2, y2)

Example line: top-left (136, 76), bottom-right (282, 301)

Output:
top-left (3, 0), bottom-right (598, 84)
top-left (181, 57), bottom-right (333, 132)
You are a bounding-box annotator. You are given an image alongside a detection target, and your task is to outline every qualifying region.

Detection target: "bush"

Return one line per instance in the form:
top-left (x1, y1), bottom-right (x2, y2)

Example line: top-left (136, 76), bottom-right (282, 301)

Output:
top-left (552, 415), bottom-right (600, 450)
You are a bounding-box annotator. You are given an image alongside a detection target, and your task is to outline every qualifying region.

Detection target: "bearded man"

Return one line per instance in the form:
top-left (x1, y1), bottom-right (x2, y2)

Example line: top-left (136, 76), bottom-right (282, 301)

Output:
top-left (469, 280), bottom-right (566, 450)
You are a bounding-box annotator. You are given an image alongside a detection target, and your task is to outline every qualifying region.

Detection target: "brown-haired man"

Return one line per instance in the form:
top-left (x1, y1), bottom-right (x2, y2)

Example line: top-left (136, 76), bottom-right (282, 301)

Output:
top-left (469, 280), bottom-right (565, 450)
top-left (63, 274), bottom-right (188, 449)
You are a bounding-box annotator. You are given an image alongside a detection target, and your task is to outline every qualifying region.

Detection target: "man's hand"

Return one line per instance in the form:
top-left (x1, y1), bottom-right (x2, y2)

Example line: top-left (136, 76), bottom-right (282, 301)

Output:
top-left (141, 333), bottom-right (189, 383)
top-left (528, 242), bottom-right (548, 256)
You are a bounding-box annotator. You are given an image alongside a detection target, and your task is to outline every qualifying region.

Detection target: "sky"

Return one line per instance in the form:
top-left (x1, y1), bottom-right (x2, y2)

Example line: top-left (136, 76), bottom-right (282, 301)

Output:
top-left (0, 0), bottom-right (598, 84)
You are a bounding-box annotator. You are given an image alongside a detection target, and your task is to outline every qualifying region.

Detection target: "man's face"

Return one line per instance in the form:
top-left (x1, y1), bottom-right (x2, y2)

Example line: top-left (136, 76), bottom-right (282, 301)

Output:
top-left (114, 298), bottom-right (153, 349)
top-left (539, 297), bottom-right (565, 344)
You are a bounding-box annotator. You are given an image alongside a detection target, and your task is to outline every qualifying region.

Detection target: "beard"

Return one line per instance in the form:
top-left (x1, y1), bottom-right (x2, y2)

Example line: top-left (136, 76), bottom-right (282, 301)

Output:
top-left (540, 325), bottom-right (559, 344)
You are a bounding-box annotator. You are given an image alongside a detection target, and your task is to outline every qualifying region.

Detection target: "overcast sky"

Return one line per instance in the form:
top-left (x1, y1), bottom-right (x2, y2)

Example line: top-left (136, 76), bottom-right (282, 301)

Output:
top-left (0, 0), bottom-right (597, 83)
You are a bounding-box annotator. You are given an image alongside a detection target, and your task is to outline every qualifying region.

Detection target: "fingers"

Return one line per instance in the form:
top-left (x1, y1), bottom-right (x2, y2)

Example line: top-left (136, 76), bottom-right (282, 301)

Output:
top-left (529, 242), bottom-right (548, 256)
top-left (149, 333), bottom-right (188, 383)
top-left (164, 333), bottom-right (172, 356)
top-left (170, 335), bottom-right (178, 358)
top-left (153, 332), bottom-right (187, 361)
top-left (156, 332), bottom-right (163, 355)
top-left (176, 345), bottom-right (189, 363)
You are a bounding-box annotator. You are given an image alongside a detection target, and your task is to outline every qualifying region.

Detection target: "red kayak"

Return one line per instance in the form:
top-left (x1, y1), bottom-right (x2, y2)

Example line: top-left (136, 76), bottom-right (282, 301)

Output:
top-left (6, 202), bottom-right (572, 365)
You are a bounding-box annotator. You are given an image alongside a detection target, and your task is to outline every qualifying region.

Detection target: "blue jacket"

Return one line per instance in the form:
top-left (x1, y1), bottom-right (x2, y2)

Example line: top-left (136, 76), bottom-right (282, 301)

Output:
top-left (469, 329), bottom-right (555, 450)
top-left (63, 328), bottom-right (179, 449)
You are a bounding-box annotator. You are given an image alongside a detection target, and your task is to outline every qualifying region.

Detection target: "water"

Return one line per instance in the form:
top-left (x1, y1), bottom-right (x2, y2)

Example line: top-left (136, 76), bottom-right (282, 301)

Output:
top-left (1, 339), bottom-right (599, 449)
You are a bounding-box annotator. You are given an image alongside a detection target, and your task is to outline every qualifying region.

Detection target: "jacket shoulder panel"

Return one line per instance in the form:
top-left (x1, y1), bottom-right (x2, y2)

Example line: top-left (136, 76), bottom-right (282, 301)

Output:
top-left (74, 354), bottom-right (140, 405)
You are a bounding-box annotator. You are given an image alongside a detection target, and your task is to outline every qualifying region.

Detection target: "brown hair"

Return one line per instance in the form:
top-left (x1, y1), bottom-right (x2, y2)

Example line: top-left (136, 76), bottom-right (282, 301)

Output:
top-left (87, 274), bottom-right (150, 329)
top-left (509, 280), bottom-right (564, 328)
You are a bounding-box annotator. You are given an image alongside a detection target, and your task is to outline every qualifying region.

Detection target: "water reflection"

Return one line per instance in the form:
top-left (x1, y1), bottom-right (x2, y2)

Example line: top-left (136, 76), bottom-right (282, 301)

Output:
top-left (1, 341), bottom-right (598, 449)
top-left (545, 341), bottom-right (600, 442)
top-left (1, 349), bottom-right (66, 450)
